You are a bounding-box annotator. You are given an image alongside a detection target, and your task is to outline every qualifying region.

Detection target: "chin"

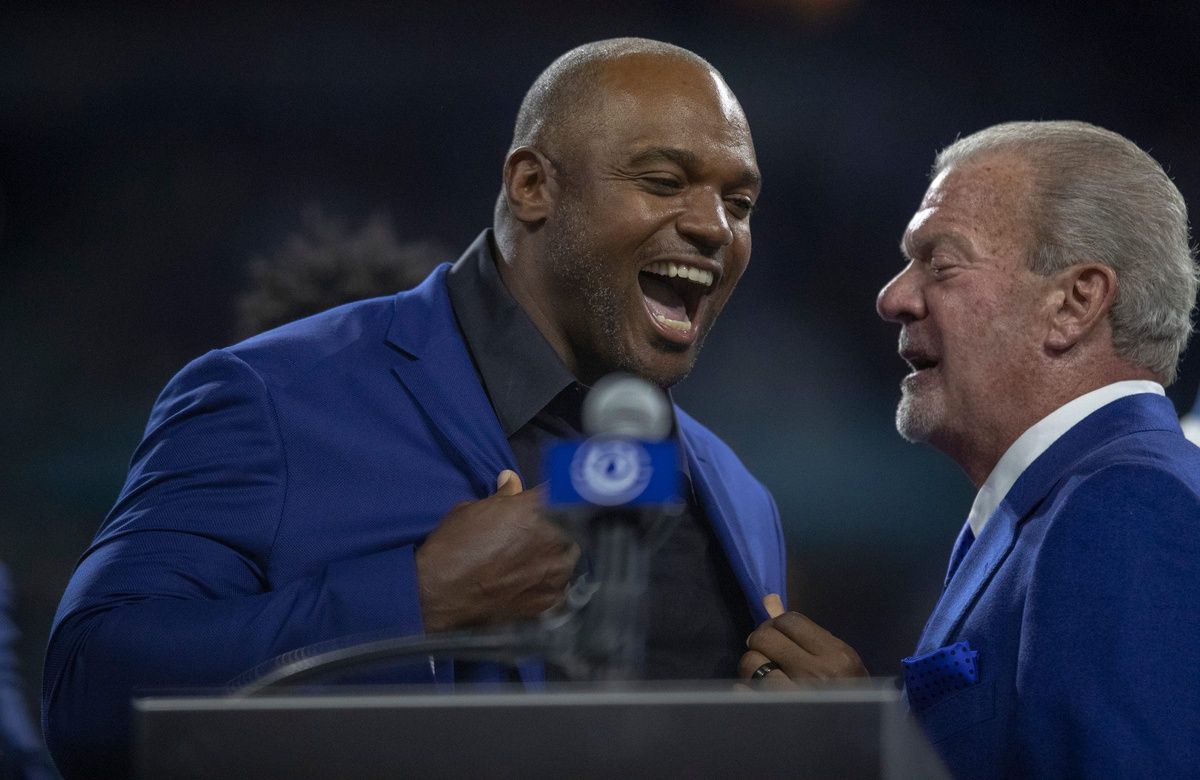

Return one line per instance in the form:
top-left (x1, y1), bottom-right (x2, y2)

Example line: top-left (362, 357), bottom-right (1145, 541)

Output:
top-left (607, 345), bottom-right (696, 390)
top-left (625, 358), bottom-right (692, 390)
top-left (895, 392), bottom-right (939, 443)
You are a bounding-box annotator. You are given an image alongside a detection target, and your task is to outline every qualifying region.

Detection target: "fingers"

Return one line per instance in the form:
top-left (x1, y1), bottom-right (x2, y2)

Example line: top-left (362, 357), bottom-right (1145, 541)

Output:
top-left (770, 613), bottom-right (867, 676)
top-left (737, 650), bottom-right (794, 689)
top-left (737, 649), bottom-right (771, 678)
top-left (770, 611), bottom-right (843, 655)
top-left (746, 623), bottom-right (824, 679)
top-left (496, 469), bottom-right (524, 495)
top-left (745, 613), bottom-right (869, 680)
top-left (763, 593), bottom-right (785, 618)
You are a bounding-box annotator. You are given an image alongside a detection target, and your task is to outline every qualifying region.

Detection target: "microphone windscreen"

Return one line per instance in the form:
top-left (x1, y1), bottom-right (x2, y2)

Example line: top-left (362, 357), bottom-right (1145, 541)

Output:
top-left (583, 373), bottom-right (671, 441)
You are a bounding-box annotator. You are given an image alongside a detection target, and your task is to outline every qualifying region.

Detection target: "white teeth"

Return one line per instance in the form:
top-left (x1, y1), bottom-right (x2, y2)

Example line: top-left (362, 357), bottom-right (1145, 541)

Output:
top-left (654, 312), bottom-right (692, 330)
top-left (643, 262), bottom-right (713, 288)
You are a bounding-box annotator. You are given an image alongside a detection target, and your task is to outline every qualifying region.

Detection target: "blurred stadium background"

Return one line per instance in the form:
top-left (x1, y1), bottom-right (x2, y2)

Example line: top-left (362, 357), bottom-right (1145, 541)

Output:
top-left (3, 0), bottom-right (1198, 724)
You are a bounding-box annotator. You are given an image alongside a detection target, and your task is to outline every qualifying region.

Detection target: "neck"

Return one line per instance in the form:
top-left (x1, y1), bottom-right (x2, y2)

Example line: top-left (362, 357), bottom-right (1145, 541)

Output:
top-left (946, 365), bottom-right (1161, 488)
top-left (494, 240), bottom-right (581, 378)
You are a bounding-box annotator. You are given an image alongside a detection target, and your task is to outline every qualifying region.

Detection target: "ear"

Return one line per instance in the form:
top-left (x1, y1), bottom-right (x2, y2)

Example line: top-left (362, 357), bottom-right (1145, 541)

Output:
top-left (501, 146), bottom-right (557, 225)
top-left (1045, 264), bottom-right (1117, 353)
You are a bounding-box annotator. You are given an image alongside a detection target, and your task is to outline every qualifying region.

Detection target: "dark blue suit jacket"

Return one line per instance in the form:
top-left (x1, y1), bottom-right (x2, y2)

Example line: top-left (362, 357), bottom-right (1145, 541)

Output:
top-left (911, 393), bottom-right (1200, 778)
top-left (43, 265), bottom-right (786, 778)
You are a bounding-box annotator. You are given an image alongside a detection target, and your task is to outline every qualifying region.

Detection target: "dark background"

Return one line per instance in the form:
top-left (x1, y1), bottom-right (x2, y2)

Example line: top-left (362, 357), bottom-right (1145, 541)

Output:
top-left (3, 0), bottom-right (1199, 736)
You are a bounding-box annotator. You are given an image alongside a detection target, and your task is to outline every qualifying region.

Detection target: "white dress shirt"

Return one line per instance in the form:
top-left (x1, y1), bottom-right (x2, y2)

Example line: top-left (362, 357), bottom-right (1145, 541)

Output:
top-left (1180, 414), bottom-right (1200, 446)
top-left (967, 380), bottom-right (1166, 536)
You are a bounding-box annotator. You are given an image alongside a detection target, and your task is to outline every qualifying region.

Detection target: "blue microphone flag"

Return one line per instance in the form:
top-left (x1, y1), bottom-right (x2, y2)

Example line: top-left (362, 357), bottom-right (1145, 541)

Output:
top-left (546, 437), bottom-right (680, 507)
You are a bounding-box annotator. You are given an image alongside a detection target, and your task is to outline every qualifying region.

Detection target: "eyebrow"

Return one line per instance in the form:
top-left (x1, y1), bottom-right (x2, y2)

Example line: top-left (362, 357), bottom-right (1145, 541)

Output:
top-left (900, 230), bottom-right (974, 261)
top-left (627, 146), bottom-right (762, 189)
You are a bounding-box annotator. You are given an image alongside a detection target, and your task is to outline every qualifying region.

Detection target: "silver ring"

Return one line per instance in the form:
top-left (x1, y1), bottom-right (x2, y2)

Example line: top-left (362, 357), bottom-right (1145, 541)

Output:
top-left (751, 661), bottom-right (780, 680)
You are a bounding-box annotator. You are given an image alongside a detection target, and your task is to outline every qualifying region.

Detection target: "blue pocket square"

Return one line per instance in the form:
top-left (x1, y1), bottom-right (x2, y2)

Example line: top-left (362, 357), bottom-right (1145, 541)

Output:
top-left (902, 641), bottom-right (979, 711)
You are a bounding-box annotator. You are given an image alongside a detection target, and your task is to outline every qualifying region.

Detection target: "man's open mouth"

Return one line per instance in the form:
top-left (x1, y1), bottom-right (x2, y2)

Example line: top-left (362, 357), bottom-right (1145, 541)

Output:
top-left (902, 352), bottom-right (940, 373)
top-left (637, 260), bottom-right (717, 336)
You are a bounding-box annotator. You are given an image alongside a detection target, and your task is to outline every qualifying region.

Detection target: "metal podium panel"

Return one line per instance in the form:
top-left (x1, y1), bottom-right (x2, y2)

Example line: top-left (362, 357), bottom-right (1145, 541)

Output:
top-left (135, 683), bottom-right (948, 779)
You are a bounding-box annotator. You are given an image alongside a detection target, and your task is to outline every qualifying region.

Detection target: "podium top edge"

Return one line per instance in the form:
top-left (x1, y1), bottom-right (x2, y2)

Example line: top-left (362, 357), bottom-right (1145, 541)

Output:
top-left (136, 683), bottom-right (903, 712)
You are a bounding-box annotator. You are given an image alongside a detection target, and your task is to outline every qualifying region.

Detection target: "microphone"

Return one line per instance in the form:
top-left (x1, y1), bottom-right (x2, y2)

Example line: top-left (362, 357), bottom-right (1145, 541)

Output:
top-left (582, 372), bottom-right (673, 440)
top-left (549, 373), bottom-right (678, 509)
top-left (545, 373), bottom-right (685, 680)
top-left (234, 374), bottom-right (684, 693)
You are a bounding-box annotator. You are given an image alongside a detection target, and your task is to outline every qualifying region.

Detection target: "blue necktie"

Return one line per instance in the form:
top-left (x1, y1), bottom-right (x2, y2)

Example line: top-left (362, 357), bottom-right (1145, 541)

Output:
top-left (943, 521), bottom-right (975, 588)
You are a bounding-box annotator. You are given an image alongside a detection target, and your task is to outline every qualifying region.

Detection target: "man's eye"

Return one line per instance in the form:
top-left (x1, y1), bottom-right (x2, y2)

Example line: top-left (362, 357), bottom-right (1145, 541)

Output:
top-left (643, 176), bottom-right (682, 190)
top-left (727, 197), bottom-right (755, 217)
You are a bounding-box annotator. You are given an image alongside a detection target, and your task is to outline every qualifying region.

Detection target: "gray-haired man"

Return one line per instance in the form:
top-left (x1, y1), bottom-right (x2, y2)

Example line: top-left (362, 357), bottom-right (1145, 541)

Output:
top-left (742, 121), bottom-right (1200, 779)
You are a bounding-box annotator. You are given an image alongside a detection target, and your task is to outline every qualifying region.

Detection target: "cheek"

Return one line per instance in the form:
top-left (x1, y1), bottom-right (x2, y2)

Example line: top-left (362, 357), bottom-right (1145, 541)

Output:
top-left (737, 228), bottom-right (752, 260)
top-left (722, 265), bottom-right (749, 299)
top-left (720, 235), bottom-right (752, 286)
top-left (944, 315), bottom-right (1030, 395)
top-left (594, 189), bottom-right (672, 231)
top-left (931, 300), bottom-right (999, 373)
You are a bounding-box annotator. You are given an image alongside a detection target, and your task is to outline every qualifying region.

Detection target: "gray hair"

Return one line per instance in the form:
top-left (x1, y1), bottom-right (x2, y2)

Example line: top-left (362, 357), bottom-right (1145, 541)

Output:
top-left (935, 120), bottom-right (1197, 384)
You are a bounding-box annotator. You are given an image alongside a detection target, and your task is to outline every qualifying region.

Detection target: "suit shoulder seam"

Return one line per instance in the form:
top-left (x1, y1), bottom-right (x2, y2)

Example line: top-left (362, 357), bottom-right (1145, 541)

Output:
top-left (216, 348), bottom-right (291, 573)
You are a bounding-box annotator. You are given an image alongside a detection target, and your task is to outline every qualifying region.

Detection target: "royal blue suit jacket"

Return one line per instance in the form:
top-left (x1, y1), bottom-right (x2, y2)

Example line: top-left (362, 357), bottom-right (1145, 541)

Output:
top-left (43, 265), bottom-right (786, 778)
top-left (911, 393), bottom-right (1200, 778)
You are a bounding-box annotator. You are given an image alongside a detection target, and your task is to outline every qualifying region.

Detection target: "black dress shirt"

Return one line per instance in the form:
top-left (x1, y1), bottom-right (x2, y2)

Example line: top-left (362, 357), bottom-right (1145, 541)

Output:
top-left (445, 231), bottom-right (752, 679)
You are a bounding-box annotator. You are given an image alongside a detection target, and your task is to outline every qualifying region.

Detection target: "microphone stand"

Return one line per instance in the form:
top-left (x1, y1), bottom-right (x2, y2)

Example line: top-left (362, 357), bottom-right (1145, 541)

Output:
top-left (232, 505), bottom-right (682, 696)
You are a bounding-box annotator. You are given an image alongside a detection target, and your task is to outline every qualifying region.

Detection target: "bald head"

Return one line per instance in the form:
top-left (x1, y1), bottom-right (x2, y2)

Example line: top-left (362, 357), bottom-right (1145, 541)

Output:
top-left (495, 39), bottom-right (744, 231)
top-left (509, 38), bottom-right (718, 156)
top-left (488, 38), bottom-right (759, 387)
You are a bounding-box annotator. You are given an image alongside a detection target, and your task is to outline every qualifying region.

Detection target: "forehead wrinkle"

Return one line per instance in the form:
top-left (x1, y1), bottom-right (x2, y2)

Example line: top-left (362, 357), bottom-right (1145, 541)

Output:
top-left (938, 156), bottom-right (1037, 252)
top-left (904, 228), bottom-right (977, 262)
top-left (904, 156), bottom-right (1037, 271)
top-left (627, 146), bottom-right (699, 169)
top-left (901, 205), bottom-right (935, 259)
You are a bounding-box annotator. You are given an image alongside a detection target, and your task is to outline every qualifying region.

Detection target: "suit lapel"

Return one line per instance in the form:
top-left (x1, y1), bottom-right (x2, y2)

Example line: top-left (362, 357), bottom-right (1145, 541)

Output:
top-left (680, 423), bottom-right (770, 624)
top-left (915, 501), bottom-right (1021, 653)
top-left (385, 266), bottom-right (516, 498)
top-left (915, 392), bottom-right (1182, 653)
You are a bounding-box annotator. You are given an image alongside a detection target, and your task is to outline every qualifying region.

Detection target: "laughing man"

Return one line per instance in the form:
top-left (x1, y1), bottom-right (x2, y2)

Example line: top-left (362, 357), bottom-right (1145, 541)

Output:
top-left (44, 38), bottom-right (785, 778)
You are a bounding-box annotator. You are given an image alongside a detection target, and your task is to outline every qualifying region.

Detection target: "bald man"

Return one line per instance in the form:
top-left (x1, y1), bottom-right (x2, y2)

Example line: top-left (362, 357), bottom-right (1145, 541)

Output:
top-left (44, 39), bottom-right (785, 778)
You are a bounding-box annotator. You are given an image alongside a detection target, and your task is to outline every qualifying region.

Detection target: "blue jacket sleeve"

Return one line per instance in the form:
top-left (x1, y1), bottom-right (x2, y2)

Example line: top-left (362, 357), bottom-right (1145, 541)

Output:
top-left (43, 350), bottom-right (427, 778)
top-left (1014, 463), bottom-right (1200, 778)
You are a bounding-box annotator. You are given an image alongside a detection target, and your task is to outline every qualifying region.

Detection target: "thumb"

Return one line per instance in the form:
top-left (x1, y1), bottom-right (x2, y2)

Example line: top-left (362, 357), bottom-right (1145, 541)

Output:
top-left (763, 593), bottom-right (785, 619)
top-left (495, 469), bottom-right (524, 496)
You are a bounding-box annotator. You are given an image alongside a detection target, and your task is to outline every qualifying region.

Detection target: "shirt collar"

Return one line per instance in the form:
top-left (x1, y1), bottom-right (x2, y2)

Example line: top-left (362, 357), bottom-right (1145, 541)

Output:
top-left (966, 379), bottom-right (1165, 536)
top-left (445, 230), bottom-right (577, 437)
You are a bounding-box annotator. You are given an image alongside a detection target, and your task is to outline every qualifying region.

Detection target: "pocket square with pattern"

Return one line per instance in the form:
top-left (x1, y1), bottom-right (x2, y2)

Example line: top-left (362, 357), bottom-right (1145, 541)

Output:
top-left (902, 641), bottom-right (979, 711)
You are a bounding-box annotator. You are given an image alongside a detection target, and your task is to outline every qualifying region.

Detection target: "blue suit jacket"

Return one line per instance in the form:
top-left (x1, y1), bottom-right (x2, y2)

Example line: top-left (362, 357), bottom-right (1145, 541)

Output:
top-left (911, 393), bottom-right (1200, 778)
top-left (43, 265), bottom-right (786, 778)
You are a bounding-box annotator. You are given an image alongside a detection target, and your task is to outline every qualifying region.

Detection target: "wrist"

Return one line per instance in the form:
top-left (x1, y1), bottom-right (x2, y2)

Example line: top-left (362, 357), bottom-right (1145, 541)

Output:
top-left (415, 545), bottom-right (457, 633)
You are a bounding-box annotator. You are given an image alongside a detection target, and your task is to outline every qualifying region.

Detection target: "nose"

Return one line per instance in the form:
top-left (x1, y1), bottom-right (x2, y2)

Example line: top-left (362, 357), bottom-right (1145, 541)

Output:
top-left (876, 262), bottom-right (925, 323)
top-left (677, 188), bottom-right (734, 253)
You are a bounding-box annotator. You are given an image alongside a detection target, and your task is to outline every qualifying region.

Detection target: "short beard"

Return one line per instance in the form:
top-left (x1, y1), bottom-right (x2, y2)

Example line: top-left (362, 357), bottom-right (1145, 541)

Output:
top-left (895, 386), bottom-right (937, 443)
top-left (541, 196), bottom-right (695, 388)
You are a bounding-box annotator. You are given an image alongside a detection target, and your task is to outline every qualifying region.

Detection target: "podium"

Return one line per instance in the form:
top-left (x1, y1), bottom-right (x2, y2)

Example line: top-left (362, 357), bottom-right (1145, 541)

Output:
top-left (135, 682), bottom-right (948, 778)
